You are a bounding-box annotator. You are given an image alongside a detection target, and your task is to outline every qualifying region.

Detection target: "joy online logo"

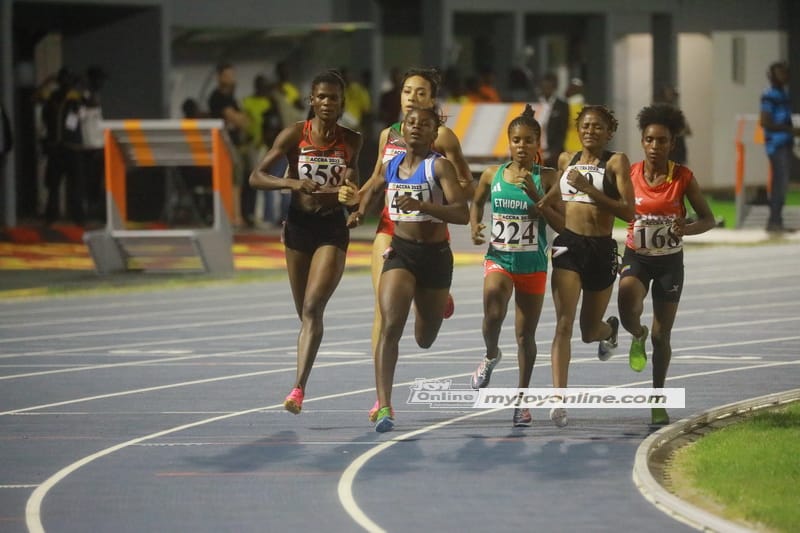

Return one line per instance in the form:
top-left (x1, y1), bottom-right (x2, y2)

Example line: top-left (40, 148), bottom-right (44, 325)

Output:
top-left (407, 378), bottom-right (478, 407)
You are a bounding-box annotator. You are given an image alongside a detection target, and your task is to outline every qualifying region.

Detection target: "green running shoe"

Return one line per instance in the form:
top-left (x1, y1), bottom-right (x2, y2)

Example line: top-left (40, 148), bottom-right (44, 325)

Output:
top-left (651, 407), bottom-right (670, 425)
top-left (629, 326), bottom-right (648, 372)
top-left (375, 406), bottom-right (395, 433)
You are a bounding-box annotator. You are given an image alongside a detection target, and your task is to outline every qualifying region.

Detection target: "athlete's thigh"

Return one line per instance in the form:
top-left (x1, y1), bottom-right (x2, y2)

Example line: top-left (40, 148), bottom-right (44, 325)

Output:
top-left (378, 268), bottom-right (416, 325)
top-left (304, 245), bottom-right (347, 305)
top-left (371, 232), bottom-right (393, 293)
top-left (414, 287), bottom-right (450, 324)
top-left (551, 268), bottom-right (583, 322)
top-left (484, 271), bottom-right (514, 308)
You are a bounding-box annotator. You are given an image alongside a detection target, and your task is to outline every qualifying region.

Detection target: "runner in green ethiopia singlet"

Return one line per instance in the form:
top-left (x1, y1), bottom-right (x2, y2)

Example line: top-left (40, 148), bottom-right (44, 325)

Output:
top-left (485, 162), bottom-right (549, 273)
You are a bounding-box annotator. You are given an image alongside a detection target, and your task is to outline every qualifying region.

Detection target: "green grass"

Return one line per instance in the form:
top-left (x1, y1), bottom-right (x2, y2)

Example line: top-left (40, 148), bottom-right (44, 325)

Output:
top-left (672, 401), bottom-right (800, 531)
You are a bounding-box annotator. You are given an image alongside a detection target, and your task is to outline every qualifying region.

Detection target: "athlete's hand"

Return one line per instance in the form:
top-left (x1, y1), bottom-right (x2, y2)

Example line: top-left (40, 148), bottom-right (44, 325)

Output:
top-left (338, 179), bottom-right (359, 206)
top-left (471, 222), bottom-right (486, 245)
top-left (346, 211), bottom-right (363, 228)
top-left (566, 169), bottom-right (591, 192)
top-left (395, 194), bottom-right (422, 213)
top-left (295, 179), bottom-right (320, 195)
top-left (672, 217), bottom-right (686, 237)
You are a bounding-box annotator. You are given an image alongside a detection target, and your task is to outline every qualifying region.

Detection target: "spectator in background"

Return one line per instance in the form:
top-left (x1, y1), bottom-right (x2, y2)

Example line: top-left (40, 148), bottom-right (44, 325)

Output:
top-left (241, 74), bottom-right (275, 226)
top-left (655, 85), bottom-right (691, 165)
top-left (274, 61), bottom-right (305, 125)
top-left (379, 67), bottom-right (403, 126)
top-left (80, 66), bottom-right (107, 222)
top-left (507, 67), bottom-right (533, 102)
top-left (477, 68), bottom-right (502, 102)
top-left (42, 67), bottom-right (85, 226)
top-left (564, 78), bottom-right (585, 153)
top-left (464, 75), bottom-right (484, 102)
top-left (340, 67), bottom-right (372, 133)
top-left (538, 72), bottom-right (568, 168)
top-left (0, 102), bottom-right (12, 166)
top-left (442, 67), bottom-right (468, 103)
top-left (759, 61), bottom-right (799, 233)
top-left (207, 62), bottom-right (250, 228)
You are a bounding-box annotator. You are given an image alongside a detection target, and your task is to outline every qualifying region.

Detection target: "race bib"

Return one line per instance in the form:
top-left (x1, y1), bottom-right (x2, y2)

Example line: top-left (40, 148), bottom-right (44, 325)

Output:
top-left (633, 216), bottom-right (682, 255)
top-left (560, 165), bottom-right (605, 204)
top-left (387, 182), bottom-right (434, 222)
top-left (298, 155), bottom-right (346, 189)
top-left (491, 213), bottom-right (538, 252)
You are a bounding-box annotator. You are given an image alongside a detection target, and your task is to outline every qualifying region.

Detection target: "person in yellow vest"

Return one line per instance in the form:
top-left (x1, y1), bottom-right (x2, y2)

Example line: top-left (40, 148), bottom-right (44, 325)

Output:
top-left (340, 67), bottom-right (372, 133)
top-left (242, 75), bottom-right (277, 226)
top-left (564, 78), bottom-right (585, 153)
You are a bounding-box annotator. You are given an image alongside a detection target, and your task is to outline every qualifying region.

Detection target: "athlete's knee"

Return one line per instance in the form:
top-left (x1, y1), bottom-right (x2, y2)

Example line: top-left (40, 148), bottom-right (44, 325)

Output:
top-left (301, 299), bottom-right (326, 321)
top-left (415, 329), bottom-right (439, 350)
top-left (554, 316), bottom-right (575, 338)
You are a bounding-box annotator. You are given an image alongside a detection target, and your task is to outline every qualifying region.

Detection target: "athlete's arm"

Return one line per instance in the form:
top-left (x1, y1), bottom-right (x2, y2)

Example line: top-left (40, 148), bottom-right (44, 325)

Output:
top-left (680, 176), bottom-right (716, 237)
top-left (347, 163), bottom-right (387, 227)
top-left (470, 166), bottom-right (496, 244)
top-left (436, 126), bottom-right (475, 198)
top-left (250, 123), bottom-right (318, 194)
top-left (536, 167), bottom-right (565, 233)
top-left (340, 130), bottom-right (364, 202)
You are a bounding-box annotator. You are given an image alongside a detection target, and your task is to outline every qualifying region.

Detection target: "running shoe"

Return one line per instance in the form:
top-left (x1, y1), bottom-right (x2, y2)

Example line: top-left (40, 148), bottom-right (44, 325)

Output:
top-left (284, 387), bottom-right (304, 414)
top-left (629, 325), bottom-right (649, 372)
top-left (375, 406), bottom-right (395, 433)
top-left (651, 407), bottom-right (670, 425)
top-left (368, 400), bottom-right (394, 423)
top-left (550, 407), bottom-right (568, 427)
top-left (597, 316), bottom-right (620, 361)
top-left (470, 350), bottom-right (502, 389)
top-left (512, 408), bottom-right (532, 427)
top-left (444, 293), bottom-right (455, 319)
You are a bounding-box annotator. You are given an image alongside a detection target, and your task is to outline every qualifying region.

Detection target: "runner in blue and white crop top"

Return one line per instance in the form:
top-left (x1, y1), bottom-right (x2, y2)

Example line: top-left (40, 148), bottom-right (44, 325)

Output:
top-left (384, 151), bottom-right (445, 223)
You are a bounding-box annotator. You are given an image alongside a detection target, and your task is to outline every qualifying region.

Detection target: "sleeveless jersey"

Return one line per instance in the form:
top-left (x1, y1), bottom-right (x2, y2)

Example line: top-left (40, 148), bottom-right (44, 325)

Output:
top-left (485, 163), bottom-right (549, 273)
top-left (560, 151), bottom-right (619, 203)
top-left (384, 151), bottom-right (444, 223)
top-left (296, 120), bottom-right (351, 189)
top-left (382, 122), bottom-right (407, 164)
top-left (626, 160), bottom-right (693, 256)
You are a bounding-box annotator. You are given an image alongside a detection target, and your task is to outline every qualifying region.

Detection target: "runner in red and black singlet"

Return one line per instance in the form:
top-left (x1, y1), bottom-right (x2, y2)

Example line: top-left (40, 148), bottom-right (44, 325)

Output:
top-left (617, 103), bottom-right (715, 425)
top-left (250, 70), bottom-right (363, 415)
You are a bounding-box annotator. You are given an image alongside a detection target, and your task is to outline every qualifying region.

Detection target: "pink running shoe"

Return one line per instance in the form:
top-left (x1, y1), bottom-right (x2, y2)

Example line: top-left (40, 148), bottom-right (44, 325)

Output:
top-left (284, 387), bottom-right (304, 414)
top-left (444, 293), bottom-right (455, 319)
top-left (368, 400), bottom-right (394, 423)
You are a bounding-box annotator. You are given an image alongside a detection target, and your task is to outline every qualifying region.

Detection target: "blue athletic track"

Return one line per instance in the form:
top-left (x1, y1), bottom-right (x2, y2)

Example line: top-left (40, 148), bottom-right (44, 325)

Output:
top-left (1, 241), bottom-right (798, 533)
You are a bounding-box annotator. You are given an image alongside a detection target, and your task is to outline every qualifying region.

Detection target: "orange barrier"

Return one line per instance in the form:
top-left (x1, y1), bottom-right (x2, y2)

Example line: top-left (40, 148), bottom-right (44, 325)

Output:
top-left (442, 102), bottom-right (544, 169)
top-left (85, 119), bottom-right (235, 274)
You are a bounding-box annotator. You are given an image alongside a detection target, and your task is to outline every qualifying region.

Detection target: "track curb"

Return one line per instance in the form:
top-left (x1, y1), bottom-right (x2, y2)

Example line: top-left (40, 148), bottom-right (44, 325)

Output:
top-left (632, 388), bottom-right (800, 532)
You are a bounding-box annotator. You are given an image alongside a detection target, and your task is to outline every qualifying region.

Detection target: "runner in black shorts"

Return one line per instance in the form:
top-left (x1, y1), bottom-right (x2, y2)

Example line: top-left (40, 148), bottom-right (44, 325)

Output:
top-left (283, 206), bottom-right (349, 254)
top-left (249, 70), bottom-right (363, 415)
top-left (537, 105), bottom-right (635, 427)
top-left (618, 103), bottom-right (714, 424)
top-left (349, 106), bottom-right (469, 432)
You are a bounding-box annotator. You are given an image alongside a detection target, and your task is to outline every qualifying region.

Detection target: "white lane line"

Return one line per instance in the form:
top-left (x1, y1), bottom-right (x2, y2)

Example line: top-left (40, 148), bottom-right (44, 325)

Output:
top-left (0, 306), bottom-right (372, 345)
top-left (336, 359), bottom-right (800, 532)
top-left (4, 283), bottom-right (794, 360)
top-left (0, 484), bottom-right (38, 489)
top-left (0, 341), bottom-right (483, 415)
top-left (337, 409), bottom-right (498, 533)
